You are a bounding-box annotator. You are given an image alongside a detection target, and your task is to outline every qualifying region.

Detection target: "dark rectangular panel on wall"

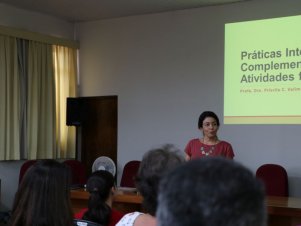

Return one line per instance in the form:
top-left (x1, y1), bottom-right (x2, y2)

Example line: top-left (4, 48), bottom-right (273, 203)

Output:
top-left (77, 96), bottom-right (118, 176)
top-left (66, 97), bottom-right (83, 126)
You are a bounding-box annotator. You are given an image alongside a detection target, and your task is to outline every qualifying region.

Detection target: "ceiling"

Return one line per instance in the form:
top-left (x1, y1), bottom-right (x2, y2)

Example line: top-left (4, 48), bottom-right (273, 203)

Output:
top-left (0, 0), bottom-right (250, 23)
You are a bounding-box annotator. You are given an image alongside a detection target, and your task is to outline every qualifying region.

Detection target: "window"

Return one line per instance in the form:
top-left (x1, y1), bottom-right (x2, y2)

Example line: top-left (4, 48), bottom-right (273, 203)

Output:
top-left (0, 33), bottom-right (78, 160)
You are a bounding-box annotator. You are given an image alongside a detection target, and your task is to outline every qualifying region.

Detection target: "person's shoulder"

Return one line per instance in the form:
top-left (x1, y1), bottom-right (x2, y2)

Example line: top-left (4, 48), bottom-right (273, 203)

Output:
top-left (134, 214), bottom-right (156, 226)
top-left (109, 209), bottom-right (125, 226)
top-left (115, 212), bottom-right (144, 226)
top-left (187, 138), bottom-right (199, 144)
top-left (218, 140), bottom-right (232, 146)
top-left (73, 208), bottom-right (88, 219)
top-left (111, 208), bottom-right (125, 219)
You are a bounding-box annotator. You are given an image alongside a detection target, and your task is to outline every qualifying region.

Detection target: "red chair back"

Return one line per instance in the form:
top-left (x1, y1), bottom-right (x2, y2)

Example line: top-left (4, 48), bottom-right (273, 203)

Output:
top-left (19, 160), bottom-right (37, 184)
top-left (63, 159), bottom-right (87, 186)
top-left (120, 160), bottom-right (141, 188)
top-left (256, 164), bottom-right (288, 197)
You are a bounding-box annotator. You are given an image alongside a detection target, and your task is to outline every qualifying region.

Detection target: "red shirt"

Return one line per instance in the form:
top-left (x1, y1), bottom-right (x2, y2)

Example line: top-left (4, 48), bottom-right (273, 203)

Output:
top-left (74, 208), bottom-right (124, 226)
top-left (185, 139), bottom-right (234, 160)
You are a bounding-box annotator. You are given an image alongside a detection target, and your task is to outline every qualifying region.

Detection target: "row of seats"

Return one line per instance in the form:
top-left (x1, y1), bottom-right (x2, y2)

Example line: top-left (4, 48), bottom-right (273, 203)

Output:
top-left (118, 161), bottom-right (290, 196)
top-left (19, 159), bottom-right (87, 185)
top-left (19, 160), bottom-right (288, 197)
top-left (19, 159), bottom-right (141, 188)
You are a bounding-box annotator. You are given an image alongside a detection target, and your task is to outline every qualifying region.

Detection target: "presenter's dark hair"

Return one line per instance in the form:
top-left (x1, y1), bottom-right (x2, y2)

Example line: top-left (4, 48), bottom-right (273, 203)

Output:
top-left (198, 111), bottom-right (220, 128)
top-left (135, 144), bottom-right (184, 216)
top-left (157, 157), bottom-right (266, 226)
top-left (83, 170), bottom-right (115, 225)
top-left (9, 159), bottom-right (73, 226)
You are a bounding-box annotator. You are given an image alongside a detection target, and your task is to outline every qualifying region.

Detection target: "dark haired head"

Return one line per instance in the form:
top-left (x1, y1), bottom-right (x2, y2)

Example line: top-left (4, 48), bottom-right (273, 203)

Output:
top-left (157, 157), bottom-right (266, 226)
top-left (10, 159), bottom-right (73, 226)
top-left (135, 144), bottom-right (184, 216)
top-left (198, 111), bottom-right (220, 129)
top-left (83, 170), bottom-right (115, 225)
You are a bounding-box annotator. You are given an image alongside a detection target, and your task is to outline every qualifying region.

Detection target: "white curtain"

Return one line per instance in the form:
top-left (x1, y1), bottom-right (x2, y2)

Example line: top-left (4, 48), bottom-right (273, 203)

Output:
top-left (27, 41), bottom-right (56, 159)
top-left (0, 35), bottom-right (78, 160)
top-left (53, 45), bottom-right (77, 158)
top-left (0, 35), bottom-right (20, 160)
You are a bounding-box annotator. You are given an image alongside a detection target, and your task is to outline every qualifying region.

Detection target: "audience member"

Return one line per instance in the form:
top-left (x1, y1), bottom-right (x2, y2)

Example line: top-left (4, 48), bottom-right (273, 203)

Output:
top-left (116, 144), bottom-right (184, 226)
top-left (185, 111), bottom-right (234, 160)
top-left (74, 170), bottom-right (124, 226)
top-left (9, 159), bottom-right (73, 226)
top-left (157, 157), bottom-right (266, 226)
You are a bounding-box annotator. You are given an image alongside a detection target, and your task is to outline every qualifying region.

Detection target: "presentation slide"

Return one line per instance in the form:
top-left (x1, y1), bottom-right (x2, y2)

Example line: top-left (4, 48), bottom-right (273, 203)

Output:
top-left (224, 15), bottom-right (301, 124)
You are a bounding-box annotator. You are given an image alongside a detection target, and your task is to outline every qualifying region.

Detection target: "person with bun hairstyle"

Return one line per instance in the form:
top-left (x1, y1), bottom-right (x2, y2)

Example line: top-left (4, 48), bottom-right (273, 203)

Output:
top-left (74, 170), bottom-right (124, 226)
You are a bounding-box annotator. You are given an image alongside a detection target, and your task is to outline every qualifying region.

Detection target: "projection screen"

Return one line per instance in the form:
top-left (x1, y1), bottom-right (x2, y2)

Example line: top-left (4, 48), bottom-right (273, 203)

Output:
top-left (224, 15), bottom-right (301, 124)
